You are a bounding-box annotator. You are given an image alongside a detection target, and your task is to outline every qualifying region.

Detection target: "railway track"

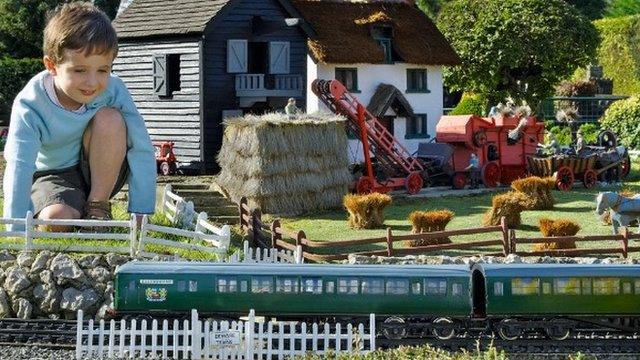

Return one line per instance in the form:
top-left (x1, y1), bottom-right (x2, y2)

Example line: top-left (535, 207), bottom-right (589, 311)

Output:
top-left (0, 319), bottom-right (77, 348)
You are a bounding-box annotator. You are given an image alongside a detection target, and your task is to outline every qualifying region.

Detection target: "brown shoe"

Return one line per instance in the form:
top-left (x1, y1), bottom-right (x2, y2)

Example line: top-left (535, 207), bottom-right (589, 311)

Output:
top-left (82, 200), bottom-right (112, 232)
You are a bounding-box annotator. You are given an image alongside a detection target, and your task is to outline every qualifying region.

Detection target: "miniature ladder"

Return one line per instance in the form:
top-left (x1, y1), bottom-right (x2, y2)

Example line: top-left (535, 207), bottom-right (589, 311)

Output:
top-left (311, 79), bottom-right (424, 176)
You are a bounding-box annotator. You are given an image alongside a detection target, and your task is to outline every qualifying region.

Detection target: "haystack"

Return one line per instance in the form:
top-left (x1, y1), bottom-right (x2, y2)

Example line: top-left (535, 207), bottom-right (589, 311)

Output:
top-left (510, 176), bottom-right (555, 210)
top-left (534, 218), bottom-right (580, 251)
top-left (407, 209), bottom-right (454, 246)
top-left (344, 193), bottom-right (392, 229)
top-left (483, 191), bottom-right (532, 227)
top-left (216, 113), bottom-right (351, 215)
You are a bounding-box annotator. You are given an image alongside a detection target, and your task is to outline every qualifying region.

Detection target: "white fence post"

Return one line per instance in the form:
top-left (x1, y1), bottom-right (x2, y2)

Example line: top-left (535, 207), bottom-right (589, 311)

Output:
top-left (76, 310), bottom-right (83, 359)
top-left (129, 213), bottom-right (138, 257)
top-left (295, 245), bottom-right (303, 264)
top-left (195, 212), bottom-right (207, 233)
top-left (191, 309), bottom-right (201, 359)
top-left (220, 225), bottom-right (231, 250)
top-left (138, 215), bottom-right (149, 256)
top-left (370, 314), bottom-right (376, 351)
top-left (25, 211), bottom-right (34, 251)
top-left (162, 184), bottom-right (172, 213)
top-left (245, 309), bottom-right (255, 359)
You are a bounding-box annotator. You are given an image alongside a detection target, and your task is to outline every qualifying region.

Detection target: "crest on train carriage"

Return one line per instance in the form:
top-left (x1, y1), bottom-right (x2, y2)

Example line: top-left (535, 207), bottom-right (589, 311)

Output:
top-left (145, 287), bottom-right (168, 302)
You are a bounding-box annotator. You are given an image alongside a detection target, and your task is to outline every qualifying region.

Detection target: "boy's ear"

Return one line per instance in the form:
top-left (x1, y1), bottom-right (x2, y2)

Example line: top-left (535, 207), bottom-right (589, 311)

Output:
top-left (43, 56), bottom-right (57, 76)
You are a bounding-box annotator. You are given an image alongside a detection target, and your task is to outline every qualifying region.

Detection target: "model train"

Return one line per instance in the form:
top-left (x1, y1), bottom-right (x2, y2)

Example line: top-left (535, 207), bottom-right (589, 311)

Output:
top-left (114, 262), bottom-right (640, 341)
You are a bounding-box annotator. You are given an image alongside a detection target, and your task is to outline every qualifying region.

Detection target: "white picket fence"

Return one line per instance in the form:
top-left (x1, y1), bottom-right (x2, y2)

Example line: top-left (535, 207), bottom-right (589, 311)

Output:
top-left (76, 309), bottom-right (376, 359)
top-left (222, 241), bottom-right (303, 264)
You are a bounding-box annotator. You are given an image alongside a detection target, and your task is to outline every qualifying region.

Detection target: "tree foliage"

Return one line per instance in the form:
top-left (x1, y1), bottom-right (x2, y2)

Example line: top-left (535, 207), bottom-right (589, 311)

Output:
top-left (437, 0), bottom-right (599, 111)
top-left (565, 0), bottom-right (607, 20)
top-left (0, 0), bottom-right (59, 58)
top-left (605, 0), bottom-right (640, 18)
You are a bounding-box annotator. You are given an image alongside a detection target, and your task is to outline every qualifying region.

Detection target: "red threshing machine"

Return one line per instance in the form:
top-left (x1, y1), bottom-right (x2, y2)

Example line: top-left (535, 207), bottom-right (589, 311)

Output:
top-left (153, 141), bottom-right (178, 175)
top-left (311, 79), bottom-right (425, 195)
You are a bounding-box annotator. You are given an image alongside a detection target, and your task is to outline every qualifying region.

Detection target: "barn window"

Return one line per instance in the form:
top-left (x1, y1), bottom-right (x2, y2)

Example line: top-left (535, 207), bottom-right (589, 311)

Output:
top-left (302, 278), bottom-right (323, 294)
top-left (217, 277), bottom-right (238, 293)
top-left (407, 69), bottom-right (429, 93)
top-left (511, 278), bottom-right (539, 295)
top-left (426, 278), bottom-right (447, 296)
top-left (593, 278), bottom-right (620, 295)
top-left (335, 68), bottom-right (359, 92)
top-left (152, 53), bottom-right (181, 97)
top-left (251, 276), bottom-right (273, 294)
top-left (338, 278), bottom-right (359, 294)
top-left (406, 113), bottom-right (428, 139)
top-left (386, 279), bottom-right (409, 295)
top-left (276, 277), bottom-right (299, 293)
top-left (554, 278), bottom-right (580, 295)
top-left (361, 278), bottom-right (384, 295)
top-left (493, 282), bottom-right (503, 296)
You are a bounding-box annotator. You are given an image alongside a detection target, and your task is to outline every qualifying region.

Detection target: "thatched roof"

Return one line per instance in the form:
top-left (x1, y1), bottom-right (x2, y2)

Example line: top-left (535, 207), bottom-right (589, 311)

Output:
top-left (367, 83), bottom-right (414, 118)
top-left (291, 0), bottom-right (460, 65)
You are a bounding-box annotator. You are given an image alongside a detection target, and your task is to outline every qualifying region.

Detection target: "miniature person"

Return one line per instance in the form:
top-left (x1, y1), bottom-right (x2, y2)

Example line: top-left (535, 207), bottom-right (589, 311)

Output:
top-left (285, 97), bottom-right (298, 119)
top-left (465, 153), bottom-right (480, 189)
top-left (575, 129), bottom-right (585, 155)
top-left (507, 117), bottom-right (528, 145)
top-left (2, 2), bottom-right (156, 231)
top-left (539, 131), bottom-right (561, 155)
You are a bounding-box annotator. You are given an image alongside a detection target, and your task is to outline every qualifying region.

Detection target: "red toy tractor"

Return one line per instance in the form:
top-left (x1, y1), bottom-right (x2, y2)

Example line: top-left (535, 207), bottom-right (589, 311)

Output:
top-left (153, 141), bottom-right (178, 175)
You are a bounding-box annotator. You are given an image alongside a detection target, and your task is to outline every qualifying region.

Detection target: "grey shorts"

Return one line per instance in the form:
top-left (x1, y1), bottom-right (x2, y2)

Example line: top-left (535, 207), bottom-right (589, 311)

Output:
top-left (31, 148), bottom-right (128, 216)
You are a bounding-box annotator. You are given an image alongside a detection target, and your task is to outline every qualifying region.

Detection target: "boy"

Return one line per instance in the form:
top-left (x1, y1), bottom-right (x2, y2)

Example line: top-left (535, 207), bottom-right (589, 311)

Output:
top-left (2, 2), bottom-right (156, 231)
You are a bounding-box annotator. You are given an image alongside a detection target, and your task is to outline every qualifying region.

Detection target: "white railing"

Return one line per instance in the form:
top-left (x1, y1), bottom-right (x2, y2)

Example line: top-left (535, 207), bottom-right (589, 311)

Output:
top-left (222, 241), bottom-right (303, 264)
top-left (274, 74), bottom-right (303, 91)
top-left (76, 309), bottom-right (376, 359)
top-left (161, 184), bottom-right (198, 229)
top-left (235, 74), bottom-right (265, 91)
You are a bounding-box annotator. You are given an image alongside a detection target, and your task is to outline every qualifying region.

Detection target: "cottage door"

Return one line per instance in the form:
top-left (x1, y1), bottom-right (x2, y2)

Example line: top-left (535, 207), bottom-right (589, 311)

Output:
top-left (379, 115), bottom-right (395, 136)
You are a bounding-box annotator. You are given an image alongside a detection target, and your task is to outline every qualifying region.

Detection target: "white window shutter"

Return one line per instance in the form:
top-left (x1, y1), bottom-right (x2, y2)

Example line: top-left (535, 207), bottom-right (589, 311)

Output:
top-left (152, 54), bottom-right (168, 96)
top-left (269, 41), bottom-right (290, 74)
top-left (227, 39), bottom-right (248, 73)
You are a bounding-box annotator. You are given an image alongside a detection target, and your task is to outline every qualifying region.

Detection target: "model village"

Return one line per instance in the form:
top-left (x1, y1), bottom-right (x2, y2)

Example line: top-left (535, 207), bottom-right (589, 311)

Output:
top-left (0, 0), bottom-right (639, 359)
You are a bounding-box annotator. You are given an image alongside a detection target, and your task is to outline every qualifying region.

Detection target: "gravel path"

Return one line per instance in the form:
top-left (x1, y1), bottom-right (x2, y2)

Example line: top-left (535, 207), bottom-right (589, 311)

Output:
top-left (0, 346), bottom-right (76, 360)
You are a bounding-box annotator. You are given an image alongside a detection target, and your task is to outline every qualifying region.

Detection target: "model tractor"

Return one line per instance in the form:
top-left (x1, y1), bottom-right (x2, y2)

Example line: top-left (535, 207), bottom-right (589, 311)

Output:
top-left (153, 141), bottom-right (178, 175)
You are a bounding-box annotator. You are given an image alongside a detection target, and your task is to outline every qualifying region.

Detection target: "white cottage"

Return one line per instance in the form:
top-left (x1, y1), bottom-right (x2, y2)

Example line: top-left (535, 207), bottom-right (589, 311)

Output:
top-left (293, 0), bottom-right (460, 162)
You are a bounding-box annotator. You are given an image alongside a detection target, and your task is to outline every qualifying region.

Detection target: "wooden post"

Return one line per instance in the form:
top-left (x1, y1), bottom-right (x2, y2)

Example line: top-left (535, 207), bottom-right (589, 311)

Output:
top-left (386, 228), bottom-right (394, 257)
top-left (509, 229), bottom-right (516, 254)
top-left (252, 209), bottom-right (262, 247)
top-left (500, 217), bottom-right (509, 256)
top-left (271, 219), bottom-right (282, 248)
top-left (296, 230), bottom-right (307, 260)
top-left (622, 227), bottom-right (629, 259)
top-left (239, 197), bottom-right (248, 233)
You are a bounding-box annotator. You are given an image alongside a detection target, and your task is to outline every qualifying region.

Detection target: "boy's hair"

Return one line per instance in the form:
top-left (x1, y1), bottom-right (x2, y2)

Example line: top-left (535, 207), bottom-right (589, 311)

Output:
top-left (43, 2), bottom-right (118, 63)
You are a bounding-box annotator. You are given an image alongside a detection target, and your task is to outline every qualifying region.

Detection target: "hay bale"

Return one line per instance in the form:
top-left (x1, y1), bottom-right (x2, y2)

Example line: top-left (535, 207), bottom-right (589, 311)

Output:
top-left (215, 113), bottom-right (351, 215)
top-left (534, 218), bottom-right (580, 251)
top-left (510, 176), bottom-right (555, 210)
top-left (407, 209), bottom-right (454, 246)
top-left (344, 193), bottom-right (392, 229)
top-left (482, 191), bottom-right (531, 227)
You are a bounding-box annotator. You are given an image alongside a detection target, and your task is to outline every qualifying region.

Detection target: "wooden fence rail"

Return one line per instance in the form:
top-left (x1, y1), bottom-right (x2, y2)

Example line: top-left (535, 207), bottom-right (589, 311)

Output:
top-left (238, 196), bottom-right (640, 262)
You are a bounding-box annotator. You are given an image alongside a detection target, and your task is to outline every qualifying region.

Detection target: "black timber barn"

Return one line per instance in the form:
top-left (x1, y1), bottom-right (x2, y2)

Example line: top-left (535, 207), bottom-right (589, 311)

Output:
top-left (112, 0), bottom-right (314, 172)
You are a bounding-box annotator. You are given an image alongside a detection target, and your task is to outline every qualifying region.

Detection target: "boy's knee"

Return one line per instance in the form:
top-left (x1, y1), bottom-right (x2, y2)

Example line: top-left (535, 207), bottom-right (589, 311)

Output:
top-left (37, 204), bottom-right (80, 232)
top-left (92, 107), bottom-right (126, 133)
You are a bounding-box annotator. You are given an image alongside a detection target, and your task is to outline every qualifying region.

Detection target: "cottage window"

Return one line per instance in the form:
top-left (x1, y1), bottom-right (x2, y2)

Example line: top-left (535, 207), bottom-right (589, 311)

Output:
top-left (406, 114), bottom-right (428, 139)
top-left (152, 53), bottom-right (181, 97)
top-left (335, 68), bottom-right (359, 92)
top-left (406, 69), bottom-right (429, 93)
top-left (372, 25), bottom-right (395, 63)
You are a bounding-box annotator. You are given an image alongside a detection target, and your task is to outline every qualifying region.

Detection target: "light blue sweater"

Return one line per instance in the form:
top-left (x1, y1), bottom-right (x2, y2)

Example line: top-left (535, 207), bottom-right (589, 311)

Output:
top-left (2, 70), bottom-right (156, 227)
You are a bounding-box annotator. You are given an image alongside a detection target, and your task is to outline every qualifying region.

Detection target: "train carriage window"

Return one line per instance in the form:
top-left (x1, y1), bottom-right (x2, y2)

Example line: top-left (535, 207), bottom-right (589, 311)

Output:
top-left (425, 278), bottom-right (447, 295)
top-left (451, 283), bottom-right (463, 296)
top-left (240, 281), bottom-right (248, 293)
top-left (276, 277), bottom-right (299, 293)
top-left (177, 280), bottom-right (186, 292)
top-left (542, 282), bottom-right (551, 295)
top-left (511, 278), bottom-right (539, 295)
top-left (593, 278), bottom-right (620, 295)
top-left (338, 278), bottom-right (359, 294)
top-left (129, 281), bottom-right (136, 291)
top-left (189, 280), bottom-right (198, 292)
top-left (581, 278), bottom-right (592, 295)
top-left (635, 279), bottom-right (640, 294)
top-left (623, 282), bottom-right (632, 294)
top-left (386, 279), bottom-right (409, 295)
top-left (326, 281), bottom-right (335, 294)
top-left (218, 277), bottom-right (238, 293)
top-left (493, 282), bottom-right (504, 296)
top-left (301, 278), bottom-right (323, 294)
top-left (251, 276), bottom-right (273, 294)
top-left (553, 278), bottom-right (580, 295)
top-left (361, 278), bottom-right (384, 295)
top-left (412, 281), bottom-right (421, 295)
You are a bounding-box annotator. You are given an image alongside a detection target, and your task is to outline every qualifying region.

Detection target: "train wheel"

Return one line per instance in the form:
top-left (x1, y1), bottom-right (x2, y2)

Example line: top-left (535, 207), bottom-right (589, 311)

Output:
top-left (452, 172), bottom-right (467, 189)
top-left (405, 172), bottom-right (423, 195)
top-left (356, 176), bottom-right (375, 194)
top-left (497, 319), bottom-right (521, 341)
top-left (554, 166), bottom-right (574, 191)
top-left (621, 151), bottom-right (631, 179)
top-left (481, 161), bottom-right (501, 188)
top-left (159, 161), bottom-right (171, 176)
top-left (432, 317), bottom-right (456, 340)
top-left (583, 169), bottom-right (598, 189)
top-left (382, 317), bottom-right (407, 340)
top-left (545, 320), bottom-right (571, 341)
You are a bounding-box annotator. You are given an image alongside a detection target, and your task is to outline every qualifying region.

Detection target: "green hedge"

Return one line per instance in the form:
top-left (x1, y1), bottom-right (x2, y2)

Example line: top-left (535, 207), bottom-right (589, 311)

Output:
top-left (546, 122), bottom-right (600, 146)
top-left (593, 15), bottom-right (640, 95)
top-left (449, 93), bottom-right (488, 116)
top-left (600, 95), bottom-right (640, 149)
top-left (0, 57), bottom-right (43, 125)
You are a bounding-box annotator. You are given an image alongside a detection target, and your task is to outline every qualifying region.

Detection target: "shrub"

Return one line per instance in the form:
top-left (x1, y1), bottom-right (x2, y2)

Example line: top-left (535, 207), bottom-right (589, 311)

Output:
top-left (0, 57), bottom-right (43, 125)
top-left (555, 80), bottom-right (597, 97)
top-left (579, 122), bottom-right (600, 144)
top-left (599, 95), bottom-right (640, 149)
top-left (547, 125), bottom-right (573, 145)
top-left (449, 93), bottom-right (487, 116)
top-left (593, 15), bottom-right (640, 95)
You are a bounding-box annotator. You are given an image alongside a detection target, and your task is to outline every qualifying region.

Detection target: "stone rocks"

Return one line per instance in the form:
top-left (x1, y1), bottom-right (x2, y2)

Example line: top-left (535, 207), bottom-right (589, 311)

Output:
top-left (16, 252), bottom-right (34, 268)
top-left (60, 288), bottom-right (100, 313)
top-left (0, 289), bottom-right (12, 317)
top-left (13, 298), bottom-right (32, 319)
top-left (33, 284), bottom-right (60, 314)
top-left (3, 267), bottom-right (31, 296)
top-left (0, 250), bottom-right (15, 262)
top-left (78, 254), bottom-right (104, 269)
top-left (106, 253), bottom-right (129, 268)
top-left (30, 251), bottom-right (52, 274)
top-left (88, 267), bottom-right (110, 284)
top-left (50, 254), bottom-right (87, 287)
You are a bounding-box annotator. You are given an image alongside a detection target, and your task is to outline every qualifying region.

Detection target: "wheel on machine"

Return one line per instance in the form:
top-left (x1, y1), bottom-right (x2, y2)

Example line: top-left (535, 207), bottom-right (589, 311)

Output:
top-left (621, 151), bottom-right (631, 179)
top-left (451, 172), bottom-right (468, 189)
top-left (356, 176), bottom-right (375, 194)
top-left (497, 319), bottom-right (521, 341)
top-left (432, 317), bottom-right (456, 340)
top-left (481, 161), bottom-right (501, 188)
top-left (582, 169), bottom-right (598, 189)
top-left (405, 171), bottom-right (424, 195)
top-left (159, 161), bottom-right (171, 176)
top-left (382, 316), bottom-right (407, 340)
top-left (544, 320), bottom-right (571, 341)
top-left (554, 166), bottom-right (574, 191)
top-left (473, 130), bottom-right (487, 148)
top-left (598, 130), bottom-right (617, 149)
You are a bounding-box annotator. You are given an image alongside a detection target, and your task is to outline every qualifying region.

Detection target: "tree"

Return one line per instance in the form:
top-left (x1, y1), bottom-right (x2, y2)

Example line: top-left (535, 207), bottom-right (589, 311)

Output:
top-left (605, 0), bottom-right (640, 18)
top-left (0, 0), bottom-right (59, 58)
top-left (415, 0), bottom-right (450, 19)
top-left (564, 0), bottom-right (607, 20)
top-left (437, 0), bottom-right (599, 110)
top-left (93, 0), bottom-right (121, 20)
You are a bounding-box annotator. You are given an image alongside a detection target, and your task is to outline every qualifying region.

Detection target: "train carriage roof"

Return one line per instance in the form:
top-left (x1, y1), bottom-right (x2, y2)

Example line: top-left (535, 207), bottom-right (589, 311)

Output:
top-left (473, 264), bottom-right (640, 278)
top-left (116, 262), bottom-right (471, 278)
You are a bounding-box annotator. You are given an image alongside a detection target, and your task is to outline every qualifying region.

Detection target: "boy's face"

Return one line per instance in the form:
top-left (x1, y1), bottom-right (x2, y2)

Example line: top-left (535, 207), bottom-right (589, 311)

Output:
top-left (43, 49), bottom-right (114, 110)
